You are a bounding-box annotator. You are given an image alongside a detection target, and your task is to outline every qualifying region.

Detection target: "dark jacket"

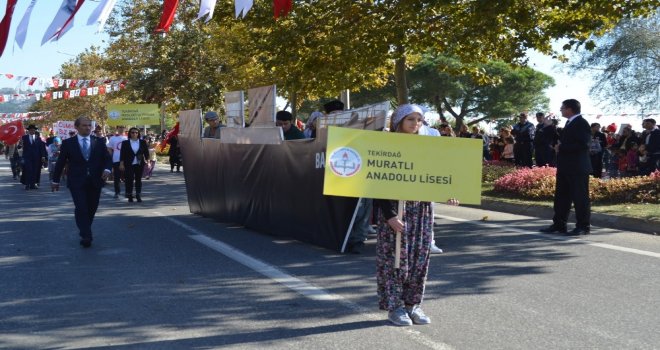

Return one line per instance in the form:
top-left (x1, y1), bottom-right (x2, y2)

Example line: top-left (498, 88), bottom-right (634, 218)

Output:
top-left (20, 134), bottom-right (46, 161)
top-left (53, 135), bottom-right (112, 189)
top-left (283, 126), bottom-right (305, 140)
top-left (556, 115), bottom-right (592, 175)
top-left (645, 128), bottom-right (660, 155)
top-left (119, 139), bottom-right (149, 166)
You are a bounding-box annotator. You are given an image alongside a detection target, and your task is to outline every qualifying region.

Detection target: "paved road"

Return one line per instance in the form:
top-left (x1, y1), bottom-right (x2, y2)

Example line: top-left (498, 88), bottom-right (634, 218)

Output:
top-left (1, 158), bottom-right (658, 349)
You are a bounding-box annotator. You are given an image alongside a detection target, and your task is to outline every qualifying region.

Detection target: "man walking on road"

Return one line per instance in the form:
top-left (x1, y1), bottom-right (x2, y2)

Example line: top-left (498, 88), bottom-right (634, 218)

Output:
top-left (52, 116), bottom-right (113, 248)
top-left (21, 125), bottom-right (47, 190)
top-left (540, 99), bottom-right (592, 236)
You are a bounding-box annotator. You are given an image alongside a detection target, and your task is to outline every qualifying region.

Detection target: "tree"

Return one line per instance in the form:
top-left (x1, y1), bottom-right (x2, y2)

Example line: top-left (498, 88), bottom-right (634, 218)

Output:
top-left (569, 14), bottom-right (659, 112)
top-left (29, 47), bottom-right (126, 128)
top-left (409, 54), bottom-right (554, 130)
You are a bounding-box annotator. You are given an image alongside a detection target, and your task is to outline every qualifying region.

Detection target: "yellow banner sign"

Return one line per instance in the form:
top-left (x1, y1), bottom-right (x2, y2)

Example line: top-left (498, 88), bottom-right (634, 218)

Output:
top-left (106, 104), bottom-right (160, 126)
top-left (323, 126), bottom-right (482, 204)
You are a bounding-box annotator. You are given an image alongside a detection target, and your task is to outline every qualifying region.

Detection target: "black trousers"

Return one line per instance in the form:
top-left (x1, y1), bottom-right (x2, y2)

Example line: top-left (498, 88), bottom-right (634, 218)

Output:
top-left (535, 144), bottom-right (554, 167)
top-left (112, 162), bottom-right (123, 195)
top-left (125, 163), bottom-right (144, 196)
top-left (22, 158), bottom-right (42, 186)
top-left (514, 142), bottom-right (534, 167)
top-left (69, 179), bottom-right (102, 240)
top-left (553, 172), bottom-right (591, 229)
top-left (590, 152), bottom-right (604, 178)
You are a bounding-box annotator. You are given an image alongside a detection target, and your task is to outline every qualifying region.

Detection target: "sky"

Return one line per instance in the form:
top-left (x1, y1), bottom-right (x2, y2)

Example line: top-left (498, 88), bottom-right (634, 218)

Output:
top-left (0, 0), bottom-right (651, 131)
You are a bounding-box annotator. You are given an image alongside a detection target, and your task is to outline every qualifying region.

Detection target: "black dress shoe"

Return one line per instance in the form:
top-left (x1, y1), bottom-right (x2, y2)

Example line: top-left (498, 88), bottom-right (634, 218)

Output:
top-left (539, 225), bottom-right (567, 234)
top-left (80, 239), bottom-right (92, 248)
top-left (136, 194), bottom-right (142, 202)
top-left (128, 196), bottom-right (134, 203)
top-left (565, 227), bottom-right (590, 236)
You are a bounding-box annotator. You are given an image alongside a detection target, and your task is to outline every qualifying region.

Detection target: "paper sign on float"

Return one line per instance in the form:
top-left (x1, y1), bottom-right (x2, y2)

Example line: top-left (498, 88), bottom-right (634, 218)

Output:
top-left (323, 126), bottom-right (482, 204)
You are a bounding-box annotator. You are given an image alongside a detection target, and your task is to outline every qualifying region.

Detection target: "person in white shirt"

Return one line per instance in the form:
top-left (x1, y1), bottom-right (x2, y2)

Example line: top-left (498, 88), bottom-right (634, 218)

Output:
top-left (119, 128), bottom-right (149, 203)
top-left (106, 125), bottom-right (128, 198)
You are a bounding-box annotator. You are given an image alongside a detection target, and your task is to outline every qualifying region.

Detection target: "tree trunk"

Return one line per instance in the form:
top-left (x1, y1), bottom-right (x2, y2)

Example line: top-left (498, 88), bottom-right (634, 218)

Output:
top-left (394, 46), bottom-right (408, 104)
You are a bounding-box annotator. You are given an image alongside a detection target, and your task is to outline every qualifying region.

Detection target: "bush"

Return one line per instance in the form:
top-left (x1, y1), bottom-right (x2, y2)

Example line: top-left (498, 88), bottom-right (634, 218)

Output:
top-left (491, 167), bottom-right (659, 204)
top-left (482, 160), bottom-right (517, 183)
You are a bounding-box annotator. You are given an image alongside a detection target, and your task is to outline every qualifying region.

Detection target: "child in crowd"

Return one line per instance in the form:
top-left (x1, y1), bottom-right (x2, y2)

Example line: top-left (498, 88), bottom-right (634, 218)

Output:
top-left (605, 148), bottom-right (619, 179)
top-left (489, 137), bottom-right (501, 161)
top-left (617, 149), bottom-right (628, 178)
top-left (143, 138), bottom-right (157, 180)
top-left (502, 137), bottom-right (515, 163)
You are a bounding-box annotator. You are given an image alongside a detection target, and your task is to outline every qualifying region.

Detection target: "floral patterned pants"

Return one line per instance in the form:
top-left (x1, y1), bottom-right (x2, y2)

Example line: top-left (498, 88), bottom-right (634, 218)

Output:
top-left (376, 201), bottom-right (433, 311)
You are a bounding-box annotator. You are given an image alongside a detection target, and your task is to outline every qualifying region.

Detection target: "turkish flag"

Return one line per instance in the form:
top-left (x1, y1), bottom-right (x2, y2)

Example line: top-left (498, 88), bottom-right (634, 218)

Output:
top-left (0, 120), bottom-right (24, 145)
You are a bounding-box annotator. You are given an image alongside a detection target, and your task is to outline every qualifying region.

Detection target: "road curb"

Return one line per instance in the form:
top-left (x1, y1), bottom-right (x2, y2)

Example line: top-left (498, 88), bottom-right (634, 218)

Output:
top-left (467, 199), bottom-right (659, 236)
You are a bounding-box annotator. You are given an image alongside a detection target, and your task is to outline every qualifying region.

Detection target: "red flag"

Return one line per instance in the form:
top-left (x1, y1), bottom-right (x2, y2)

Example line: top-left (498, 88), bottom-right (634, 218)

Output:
top-left (80, 88), bottom-right (87, 97)
top-left (158, 122), bottom-right (179, 151)
top-left (69, 79), bottom-right (78, 88)
top-left (155, 0), bottom-right (179, 33)
top-left (273, 0), bottom-right (292, 19)
top-left (0, 0), bottom-right (18, 58)
top-left (28, 77), bottom-right (37, 86)
top-left (63, 90), bottom-right (70, 99)
top-left (0, 120), bottom-right (24, 145)
top-left (4, 73), bottom-right (13, 79)
top-left (98, 85), bottom-right (106, 95)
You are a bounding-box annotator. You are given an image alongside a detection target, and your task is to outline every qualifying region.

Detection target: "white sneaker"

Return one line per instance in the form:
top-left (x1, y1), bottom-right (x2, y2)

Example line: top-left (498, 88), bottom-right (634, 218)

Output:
top-left (430, 244), bottom-right (443, 254)
top-left (388, 306), bottom-right (413, 326)
top-left (406, 305), bottom-right (431, 325)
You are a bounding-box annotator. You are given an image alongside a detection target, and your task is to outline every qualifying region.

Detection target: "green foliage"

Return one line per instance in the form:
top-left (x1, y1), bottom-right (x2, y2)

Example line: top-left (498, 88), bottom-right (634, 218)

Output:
top-left (482, 161), bottom-right (517, 183)
top-left (569, 14), bottom-right (659, 112)
top-left (408, 53), bottom-right (554, 129)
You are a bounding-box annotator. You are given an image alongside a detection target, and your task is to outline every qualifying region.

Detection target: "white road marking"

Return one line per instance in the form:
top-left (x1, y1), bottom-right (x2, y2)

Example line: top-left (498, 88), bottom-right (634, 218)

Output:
top-left (155, 212), bottom-right (454, 350)
top-left (435, 214), bottom-right (660, 259)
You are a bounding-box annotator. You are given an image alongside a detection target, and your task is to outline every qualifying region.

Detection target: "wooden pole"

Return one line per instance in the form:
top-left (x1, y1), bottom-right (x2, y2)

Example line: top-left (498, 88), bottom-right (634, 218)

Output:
top-left (394, 200), bottom-right (404, 268)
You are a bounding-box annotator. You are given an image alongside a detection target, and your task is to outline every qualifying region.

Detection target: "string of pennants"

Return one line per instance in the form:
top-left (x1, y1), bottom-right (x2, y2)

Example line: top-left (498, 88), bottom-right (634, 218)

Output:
top-left (0, 111), bottom-right (52, 123)
top-left (0, 81), bottom-right (126, 104)
top-left (545, 112), bottom-right (659, 119)
top-left (1, 73), bottom-right (127, 90)
top-left (0, 0), bottom-right (293, 59)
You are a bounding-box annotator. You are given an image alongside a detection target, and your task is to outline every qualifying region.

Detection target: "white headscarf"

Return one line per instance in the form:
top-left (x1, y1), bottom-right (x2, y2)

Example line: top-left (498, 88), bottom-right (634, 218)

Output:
top-left (391, 104), bottom-right (424, 131)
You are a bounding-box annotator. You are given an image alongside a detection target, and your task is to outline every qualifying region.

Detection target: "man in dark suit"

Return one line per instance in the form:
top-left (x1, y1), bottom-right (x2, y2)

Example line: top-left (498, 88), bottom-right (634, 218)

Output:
top-left (21, 124), bottom-right (47, 190)
top-left (52, 117), bottom-right (112, 248)
top-left (642, 118), bottom-right (660, 175)
top-left (540, 99), bottom-right (592, 236)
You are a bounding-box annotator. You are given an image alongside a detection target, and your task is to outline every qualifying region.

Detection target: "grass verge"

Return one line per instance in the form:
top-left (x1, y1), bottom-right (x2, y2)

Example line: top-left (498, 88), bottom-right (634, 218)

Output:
top-left (482, 184), bottom-right (659, 222)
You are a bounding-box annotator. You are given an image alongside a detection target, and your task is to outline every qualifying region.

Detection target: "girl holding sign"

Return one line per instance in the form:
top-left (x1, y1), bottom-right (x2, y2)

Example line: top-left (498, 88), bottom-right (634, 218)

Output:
top-left (375, 104), bottom-right (459, 326)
